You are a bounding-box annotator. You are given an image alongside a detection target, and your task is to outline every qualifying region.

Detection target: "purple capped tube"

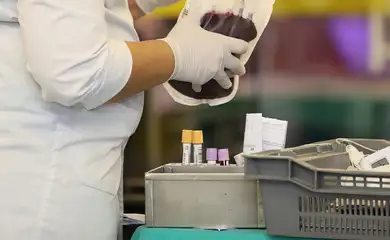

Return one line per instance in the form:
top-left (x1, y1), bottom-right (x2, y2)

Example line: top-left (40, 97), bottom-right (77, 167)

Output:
top-left (218, 149), bottom-right (230, 166)
top-left (206, 148), bottom-right (218, 165)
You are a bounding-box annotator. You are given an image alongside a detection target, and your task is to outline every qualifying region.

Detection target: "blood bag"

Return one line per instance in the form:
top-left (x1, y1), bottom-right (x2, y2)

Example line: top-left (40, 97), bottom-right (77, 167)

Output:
top-left (163, 0), bottom-right (274, 106)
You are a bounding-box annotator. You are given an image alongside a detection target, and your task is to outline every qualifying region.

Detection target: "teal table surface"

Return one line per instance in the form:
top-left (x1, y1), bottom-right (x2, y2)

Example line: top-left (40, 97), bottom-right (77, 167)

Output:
top-left (131, 227), bottom-right (319, 240)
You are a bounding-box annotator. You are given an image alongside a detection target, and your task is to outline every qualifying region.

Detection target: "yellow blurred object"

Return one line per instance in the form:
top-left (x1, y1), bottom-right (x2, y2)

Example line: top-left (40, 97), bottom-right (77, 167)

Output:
top-left (274, 0), bottom-right (389, 15)
top-left (151, 0), bottom-right (388, 19)
top-left (151, 0), bottom-right (185, 18)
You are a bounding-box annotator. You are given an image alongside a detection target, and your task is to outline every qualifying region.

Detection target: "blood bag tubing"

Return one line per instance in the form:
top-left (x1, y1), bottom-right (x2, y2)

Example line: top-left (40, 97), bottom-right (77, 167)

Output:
top-left (238, 0), bottom-right (245, 17)
top-left (247, 12), bottom-right (254, 20)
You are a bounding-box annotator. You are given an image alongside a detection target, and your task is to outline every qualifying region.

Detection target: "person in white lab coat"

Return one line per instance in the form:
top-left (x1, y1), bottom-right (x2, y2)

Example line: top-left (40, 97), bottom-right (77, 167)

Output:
top-left (0, 0), bottom-right (248, 240)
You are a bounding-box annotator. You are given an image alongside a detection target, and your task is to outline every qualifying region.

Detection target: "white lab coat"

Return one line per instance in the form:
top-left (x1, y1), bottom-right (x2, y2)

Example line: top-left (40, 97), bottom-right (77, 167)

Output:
top-left (0, 0), bottom-right (143, 239)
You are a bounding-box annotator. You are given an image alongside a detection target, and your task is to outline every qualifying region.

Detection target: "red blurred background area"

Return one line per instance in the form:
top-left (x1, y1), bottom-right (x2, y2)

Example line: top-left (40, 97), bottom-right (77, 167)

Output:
top-left (258, 18), bottom-right (349, 75)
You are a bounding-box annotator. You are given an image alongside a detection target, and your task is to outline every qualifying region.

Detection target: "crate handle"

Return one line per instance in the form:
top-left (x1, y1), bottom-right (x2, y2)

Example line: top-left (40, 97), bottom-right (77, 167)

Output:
top-left (289, 160), bottom-right (317, 189)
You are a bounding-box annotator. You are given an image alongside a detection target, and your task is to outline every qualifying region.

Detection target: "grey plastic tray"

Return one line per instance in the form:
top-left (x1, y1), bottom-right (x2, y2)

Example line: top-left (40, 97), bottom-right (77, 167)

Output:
top-left (145, 163), bottom-right (263, 228)
top-left (245, 138), bottom-right (390, 240)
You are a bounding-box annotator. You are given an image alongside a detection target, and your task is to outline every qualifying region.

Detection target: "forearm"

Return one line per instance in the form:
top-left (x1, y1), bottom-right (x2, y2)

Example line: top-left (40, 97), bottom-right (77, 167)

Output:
top-left (109, 40), bottom-right (175, 103)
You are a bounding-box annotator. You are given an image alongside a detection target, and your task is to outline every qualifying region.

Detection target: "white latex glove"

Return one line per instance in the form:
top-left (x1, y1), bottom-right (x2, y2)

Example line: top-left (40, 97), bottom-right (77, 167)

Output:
top-left (135, 0), bottom-right (179, 13)
top-left (161, 8), bottom-right (248, 90)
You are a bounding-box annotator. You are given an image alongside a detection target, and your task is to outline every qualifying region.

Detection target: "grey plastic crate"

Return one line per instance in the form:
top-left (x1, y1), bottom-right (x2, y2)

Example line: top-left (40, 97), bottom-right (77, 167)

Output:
top-left (245, 138), bottom-right (390, 240)
top-left (145, 164), bottom-right (263, 228)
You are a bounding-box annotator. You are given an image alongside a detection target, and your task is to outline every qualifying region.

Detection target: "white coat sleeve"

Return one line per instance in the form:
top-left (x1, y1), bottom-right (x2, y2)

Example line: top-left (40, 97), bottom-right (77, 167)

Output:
top-left (18, 0), bottom-right (133, 110)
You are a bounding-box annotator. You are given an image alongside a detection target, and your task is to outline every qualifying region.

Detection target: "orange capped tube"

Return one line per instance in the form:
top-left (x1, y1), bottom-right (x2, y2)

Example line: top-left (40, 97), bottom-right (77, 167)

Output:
top-left (192, 130), bottom-right (204, 165)
top-left (181, 130), bottom-right (193, 165)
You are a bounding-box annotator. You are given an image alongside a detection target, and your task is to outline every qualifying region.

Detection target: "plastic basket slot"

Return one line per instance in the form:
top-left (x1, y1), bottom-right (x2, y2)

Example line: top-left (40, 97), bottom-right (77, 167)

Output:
top-left (321, 173), bottom-right (390, 189)
top-left (298, 196), bottom-right (390, 237)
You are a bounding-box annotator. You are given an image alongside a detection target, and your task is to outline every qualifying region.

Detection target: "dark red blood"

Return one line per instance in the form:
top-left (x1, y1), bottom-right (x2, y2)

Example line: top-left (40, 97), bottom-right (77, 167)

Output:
top-left (168, 11), bottom-right (258, 100)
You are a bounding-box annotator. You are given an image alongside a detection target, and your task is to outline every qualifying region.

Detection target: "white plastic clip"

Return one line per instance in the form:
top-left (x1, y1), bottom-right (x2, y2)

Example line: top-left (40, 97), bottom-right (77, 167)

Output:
top-left (346, 145), bottom-right (364, 170)
top-left (361, 146), bottom-right (390, 170)
top-left (341, 145), bottom-right (364, 187)
top-left (342, 146), bottom-right (390, 188)
top-left (234, 153), bottom-right (245, 166)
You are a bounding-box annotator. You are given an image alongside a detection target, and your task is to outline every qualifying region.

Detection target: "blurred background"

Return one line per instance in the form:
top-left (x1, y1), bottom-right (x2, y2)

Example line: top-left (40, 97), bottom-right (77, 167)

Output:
top-left (124, 0), bottom-right (390, 212)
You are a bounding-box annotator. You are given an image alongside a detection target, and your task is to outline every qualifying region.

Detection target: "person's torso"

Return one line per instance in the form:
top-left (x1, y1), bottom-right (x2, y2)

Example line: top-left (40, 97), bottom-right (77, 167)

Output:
top-left (0, 0), bottom-right (143, 195)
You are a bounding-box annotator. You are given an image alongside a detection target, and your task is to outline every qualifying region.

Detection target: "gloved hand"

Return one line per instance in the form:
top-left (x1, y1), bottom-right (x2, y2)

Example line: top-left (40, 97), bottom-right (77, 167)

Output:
top-left (161, 8), bottom-right (248, 90)
top-left (135, 0), bottom-right (180, 13)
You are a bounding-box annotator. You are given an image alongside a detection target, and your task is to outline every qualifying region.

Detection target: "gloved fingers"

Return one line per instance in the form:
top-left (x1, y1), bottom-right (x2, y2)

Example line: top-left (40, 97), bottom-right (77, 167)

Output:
top-left (223, 37), bottom-right (249, 55)
top-left (224, 54), bottom-right (246, 76)
top-left (225, 70), bottom-right (234, 78)
top-left (214, 70), bottom-right (233, 89)
top-left (192, 83), bottom-right (202, 92)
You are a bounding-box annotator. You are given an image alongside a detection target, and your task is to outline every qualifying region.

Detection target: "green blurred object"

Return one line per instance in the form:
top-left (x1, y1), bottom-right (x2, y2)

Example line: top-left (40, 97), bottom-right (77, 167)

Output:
top-left (153, 95), bottom-right (390, 173)
top-left (131, 226), bottom-right (318, 240)
top-left (189, 96), bottom-right (390, 152)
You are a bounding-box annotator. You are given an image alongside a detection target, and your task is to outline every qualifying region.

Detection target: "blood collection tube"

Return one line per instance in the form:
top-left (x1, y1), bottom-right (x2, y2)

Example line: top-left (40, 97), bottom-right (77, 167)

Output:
top-left (181, 130), bottom-right (193, 165)
top-left (192, 130), bottom-right (203, 165)
top-left (206, 148), bottom-right (218, 165)
top-left (218, 149), bottom-right (230, 166)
